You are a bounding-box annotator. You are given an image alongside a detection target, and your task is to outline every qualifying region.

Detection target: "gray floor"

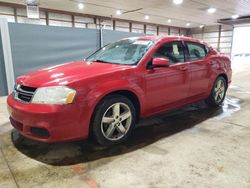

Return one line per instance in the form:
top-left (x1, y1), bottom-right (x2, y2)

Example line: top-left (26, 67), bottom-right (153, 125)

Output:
top-left (0, 61), bottom-right (250, 188)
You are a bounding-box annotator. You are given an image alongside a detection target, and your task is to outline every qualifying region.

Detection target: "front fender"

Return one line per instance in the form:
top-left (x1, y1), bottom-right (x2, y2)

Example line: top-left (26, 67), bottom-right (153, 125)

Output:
top-left (81, 78), bottom-right (145, 135)
top-left (87, 79), bottom-right (145, 112)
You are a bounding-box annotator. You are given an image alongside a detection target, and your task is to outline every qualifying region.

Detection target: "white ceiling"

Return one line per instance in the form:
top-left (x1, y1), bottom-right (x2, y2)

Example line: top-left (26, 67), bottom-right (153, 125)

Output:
top-left (1, 0), bottom-right (250, 28)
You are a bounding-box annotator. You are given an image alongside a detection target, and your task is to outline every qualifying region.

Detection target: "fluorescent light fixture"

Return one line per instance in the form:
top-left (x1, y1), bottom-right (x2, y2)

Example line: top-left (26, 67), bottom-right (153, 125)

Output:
top-left (232, 14), bottom-right (239, 19)
top-left (186, 23), bottom-right (190, 27)
top-left (207, 7), bottom-right (216, 14)
top-left (144, 15), bottom-right (149, 20)
top-left (116, 10), bottom-right (122, 15)
top-left (200, 25), bottom-right (204, 28)
top-left (78, 3), bottom-right (84, 9)
top-left (168, 19), bottom-right (172, 23)
top-left (173, 0), bottom-right (183, 5)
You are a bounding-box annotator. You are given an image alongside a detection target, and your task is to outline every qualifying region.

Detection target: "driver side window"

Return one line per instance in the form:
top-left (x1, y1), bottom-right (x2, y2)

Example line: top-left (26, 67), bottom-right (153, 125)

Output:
top-left (154, 41), bottom-right (185, 64)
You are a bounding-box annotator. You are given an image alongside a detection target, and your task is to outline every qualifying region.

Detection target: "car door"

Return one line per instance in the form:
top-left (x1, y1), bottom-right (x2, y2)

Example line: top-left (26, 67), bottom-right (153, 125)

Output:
top-left (144, 41), bottom-right (190, 113)
top-left (185, 41), bottom-right (211, 97)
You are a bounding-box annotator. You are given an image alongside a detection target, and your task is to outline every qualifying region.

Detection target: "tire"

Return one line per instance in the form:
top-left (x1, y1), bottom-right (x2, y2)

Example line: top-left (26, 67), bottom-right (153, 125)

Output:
top-left (91, 94), bottom-right (136, 146)
top-left (205, 76), bottom-right (227, 107)
top-left (11, 129), bottom-right (25, 145)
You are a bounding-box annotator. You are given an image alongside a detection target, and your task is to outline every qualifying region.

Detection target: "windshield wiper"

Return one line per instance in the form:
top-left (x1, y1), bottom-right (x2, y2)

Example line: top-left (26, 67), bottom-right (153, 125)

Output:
top-left (94, 59), bottom-right (119, 64)
top-left (94, 59), bottom-right (113, 64)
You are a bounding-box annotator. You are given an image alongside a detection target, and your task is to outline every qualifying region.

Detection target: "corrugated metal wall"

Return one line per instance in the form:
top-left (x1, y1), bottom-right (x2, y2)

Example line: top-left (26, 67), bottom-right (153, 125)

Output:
top-left (189, 25), bottom-right (234, 57)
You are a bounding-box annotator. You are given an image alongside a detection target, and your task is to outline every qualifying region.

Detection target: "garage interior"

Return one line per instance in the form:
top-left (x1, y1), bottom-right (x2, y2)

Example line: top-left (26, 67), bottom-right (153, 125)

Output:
top-left (0, 0), bottom-right (250, 187)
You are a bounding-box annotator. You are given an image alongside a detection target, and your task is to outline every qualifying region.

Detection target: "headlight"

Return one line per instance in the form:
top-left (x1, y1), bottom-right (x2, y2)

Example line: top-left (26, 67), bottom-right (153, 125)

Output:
top-left (32, 86), bottom-right (76, 105)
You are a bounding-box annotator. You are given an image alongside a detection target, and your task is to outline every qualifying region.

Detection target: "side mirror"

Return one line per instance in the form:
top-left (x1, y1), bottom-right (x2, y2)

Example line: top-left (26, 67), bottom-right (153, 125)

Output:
top-left (152, 57), bottom-right (169, 68)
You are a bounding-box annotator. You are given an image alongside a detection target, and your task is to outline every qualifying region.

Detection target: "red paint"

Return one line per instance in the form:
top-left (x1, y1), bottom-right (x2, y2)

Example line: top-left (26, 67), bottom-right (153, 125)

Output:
top-left (7, 36), bottom-right (232, 142)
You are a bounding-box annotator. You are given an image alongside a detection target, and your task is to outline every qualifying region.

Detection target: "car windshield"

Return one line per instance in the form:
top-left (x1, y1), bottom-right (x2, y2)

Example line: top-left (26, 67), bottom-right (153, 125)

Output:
top-left (86, 39), bottom-right (154, 65)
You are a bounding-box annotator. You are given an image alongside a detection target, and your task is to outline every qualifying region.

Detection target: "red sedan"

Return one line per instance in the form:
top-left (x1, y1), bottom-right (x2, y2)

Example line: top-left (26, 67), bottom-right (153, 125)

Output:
top-left (7, 36), bottom-right (232, 146)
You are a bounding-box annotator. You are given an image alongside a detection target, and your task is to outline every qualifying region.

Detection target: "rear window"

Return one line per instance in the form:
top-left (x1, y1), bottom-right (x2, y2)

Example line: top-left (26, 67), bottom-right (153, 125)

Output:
top-left (186, 42), bottom-right (207, 61)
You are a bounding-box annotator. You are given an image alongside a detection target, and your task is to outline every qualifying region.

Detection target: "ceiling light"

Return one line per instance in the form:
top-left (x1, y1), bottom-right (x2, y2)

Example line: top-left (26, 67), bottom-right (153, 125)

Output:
top-left (200, 25), bottom-right (204, 28)
top-left (144, 15), bottom-right (149, 20)
top-left (167, 19), bottom-right (172, 23)
top-left (78, 3), bottom-right (84, 9)
top-left (186, 23), bottom-right (190, 27)
top-left (232, 14), bottom-right (239, 19)
top-left (116, 10), bottom-right (122, 15)
top-left (173, 0), bottom-right (183, 5)
top-left (207, 7), bottom-right (216, 14)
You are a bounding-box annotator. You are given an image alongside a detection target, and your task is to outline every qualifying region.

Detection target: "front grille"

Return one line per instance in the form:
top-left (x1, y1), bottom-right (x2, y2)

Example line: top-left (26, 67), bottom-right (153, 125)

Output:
top-left (14, 85), bottom-right (37, 103)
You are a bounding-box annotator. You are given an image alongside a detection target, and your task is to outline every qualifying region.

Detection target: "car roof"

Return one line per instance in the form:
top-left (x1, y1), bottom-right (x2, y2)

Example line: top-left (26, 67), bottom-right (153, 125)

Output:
top-left (129, 35), bottom-right (210, 47)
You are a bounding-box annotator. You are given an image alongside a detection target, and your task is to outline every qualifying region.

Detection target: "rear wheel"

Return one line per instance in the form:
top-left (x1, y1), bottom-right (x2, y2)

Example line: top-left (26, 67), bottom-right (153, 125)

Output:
top-left (205, 76), bottom-right (227, 107)
top-left (91, 95), bottom-right (136, 146)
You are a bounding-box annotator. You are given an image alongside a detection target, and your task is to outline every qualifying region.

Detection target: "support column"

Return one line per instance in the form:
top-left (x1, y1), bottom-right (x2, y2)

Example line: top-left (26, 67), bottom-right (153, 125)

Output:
top-left (217, 25), bottom-right (222, 51)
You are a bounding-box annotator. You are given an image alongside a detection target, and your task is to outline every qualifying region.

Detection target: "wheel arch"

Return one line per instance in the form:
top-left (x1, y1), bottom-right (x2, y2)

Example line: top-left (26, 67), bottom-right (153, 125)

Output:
top-left (89, 89), bottom-right (141, 136)
top-left (217, 73), bottom-right (228, 88)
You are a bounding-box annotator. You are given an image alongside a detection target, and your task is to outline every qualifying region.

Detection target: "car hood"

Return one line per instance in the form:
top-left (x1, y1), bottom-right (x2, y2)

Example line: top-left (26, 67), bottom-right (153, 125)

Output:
top-left (16, 61), bottom-right (132, 87)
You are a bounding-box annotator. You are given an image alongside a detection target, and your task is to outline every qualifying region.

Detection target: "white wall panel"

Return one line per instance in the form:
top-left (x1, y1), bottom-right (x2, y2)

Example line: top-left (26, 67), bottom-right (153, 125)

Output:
top-left (220, 48), bottom-right (231, 53)
top-left (17, 17), bottom-right (46, 25)
top-left (0, 15), bottom-right (15, 22)
top-left (147, 25), bottom-right (156, 31)
top-left (180, 29), bottom-right (187, 36)
top-left (132, 23), bottom-right (144, 33)
top-left (49, 20), bottom-right (72, 27)
top-left (86, 23), bottom-right (97, 29)
top-left (116, 21), bottom-right (129, 32)
top-left (203, 32), bottom-right (219, 38)
top-left (146, 30), bottom-right (156, 35)
top-left (203, 37), bottom-right (218, 43)
top-left (159, 26), bottom-right (168, 33)
top-left (75, 23), bottom-right (86, 28)
top-left (159, 31), bottom-right (168, 35)
top-left (221, 31), bottom-right (233, 37)
top-left (220, 42), bottom-right (232, 48)
top-left (75, 16), bottom-right (94, 23)
top-left (102, 19), bottom-right (112, 30)
top-left (132, 28), bottom-right (144, 33)
top-left (16, 8), bottom-right (26, 16)
top-left (116, 27), bottom-right (129, 32)
top-left (49, 13), bottom-right (71, 21)
top-left (210, 43), bottom-right (218, 48)
top-left (132, 23), bottom-right (143, 29)
top-left (220, 37), bottom-right (233, 42)
top-left (170, 28), bottom-right (179, 35)
top-left (0, 6), bottom-right (14, 14)
top-left (192, 33), bottom-right (202, 39)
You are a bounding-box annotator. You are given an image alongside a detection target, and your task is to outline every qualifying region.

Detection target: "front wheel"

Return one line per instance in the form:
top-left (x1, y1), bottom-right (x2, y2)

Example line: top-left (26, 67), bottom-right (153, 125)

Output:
top-left (205, 76), bottom-right (227, 107)
top-left (91, 95), bottom-right (136, 146)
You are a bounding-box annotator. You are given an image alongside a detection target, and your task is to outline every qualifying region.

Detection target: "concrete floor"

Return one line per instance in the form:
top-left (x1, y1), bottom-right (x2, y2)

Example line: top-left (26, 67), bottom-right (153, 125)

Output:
top-left (0, 61), bottom-right (250, 188)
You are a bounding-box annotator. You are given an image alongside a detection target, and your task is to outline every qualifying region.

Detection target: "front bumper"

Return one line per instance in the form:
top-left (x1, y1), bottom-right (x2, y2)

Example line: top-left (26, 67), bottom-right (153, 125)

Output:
top-left (7, 94), bottom-right (88, 142)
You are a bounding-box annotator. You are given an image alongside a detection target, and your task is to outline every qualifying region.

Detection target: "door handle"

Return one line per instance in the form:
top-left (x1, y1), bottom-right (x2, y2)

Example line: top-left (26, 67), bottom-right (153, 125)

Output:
top-left (179, 66), bottom-right (188, 71)
top-left (209, 61), bottom-right (215, 65)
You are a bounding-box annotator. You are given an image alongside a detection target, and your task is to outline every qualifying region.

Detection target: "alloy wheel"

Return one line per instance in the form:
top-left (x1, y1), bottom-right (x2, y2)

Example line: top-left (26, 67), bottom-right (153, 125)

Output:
top-left (213, 79), bottom-right (226, 104)
top-left (101, 102), bottom-right (132, 141)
